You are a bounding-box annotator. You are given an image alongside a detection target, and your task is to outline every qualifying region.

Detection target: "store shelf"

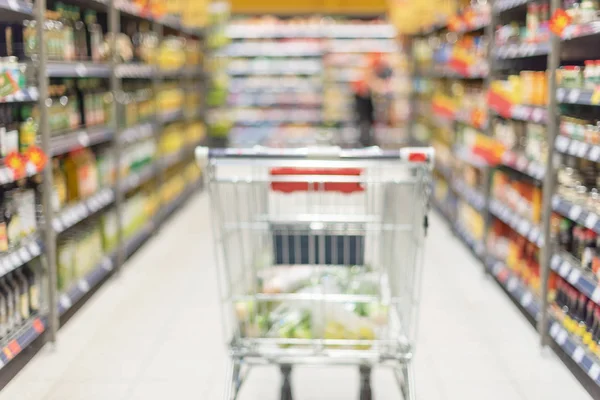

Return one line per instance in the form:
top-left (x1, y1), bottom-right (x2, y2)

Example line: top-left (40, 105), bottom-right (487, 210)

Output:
top-left (226, 24), bottom-right (322, 38)
top-left (562, 22), bottom-right (600, 41)
top-left (227, 67), bottom-right (322, 76)
top-left (47, 63), bottom-right (112, 78)
top-left (0, 88), bottom-right (39, 103)
top-left (159, 67), bottom-right (204, 79)
top-left (0, 161), bottom-right (39, 185)
top-left (328, 25), bottom-right (396, 38)
top-left (115, 64), bottom-right (157, 79)
top-left (0, 0), bottom-right (33, 19)
top-left (52, 188), bottom-right (115, 233)
top-left (489, 198), bottom-right (544, 246)
top-left (0, 236), bottom-right (43, 279)
top-left (0, 318), bottom-right (45, 369)
top-left (549, 319), bottom-right (600, 386)
top-left (123, 221), bottom-right (155, 259)
top-left (550, 252), bottom-right (600, 306)
top-left (120, 122), bottom-right (155, 145)
top-left (493, 0), bottom-right (529, 13)
top-left (552, 195), bottom-right (600, 234)
top-left (494, 42), bottom-right (550, 59)
top-left (58, 254), bottom-right (115, 315)
top-left (454, 222), bottom-right (485, 257)
top-left (557, 87), bottom-right (600, 105)
top-left (508, 104), bottom-right (547, 123)
top-left (121, 164), bottom-right (156, 193)
top-left (500, 150), bottom-right (546, 180)
top-left (221, 43), bottom-right (323, 57)
top-left (225, 24), bottom-right (395, 39)
top-left (555, 135), bottom-right (600, 162)
top-left (50, 126), bottom-right (115, 156)
top-left (452, 178), bottom-right (486, 212)
top-left (485, 255), bottom-right (542, 320)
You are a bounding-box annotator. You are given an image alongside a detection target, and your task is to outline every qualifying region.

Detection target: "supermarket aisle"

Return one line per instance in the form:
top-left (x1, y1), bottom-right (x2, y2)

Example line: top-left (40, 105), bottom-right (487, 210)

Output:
top-left (0, 192), bottom-right (592, 400)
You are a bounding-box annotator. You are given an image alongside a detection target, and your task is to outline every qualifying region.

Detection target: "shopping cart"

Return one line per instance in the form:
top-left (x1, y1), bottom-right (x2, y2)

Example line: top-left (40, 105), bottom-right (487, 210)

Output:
top-left (196, 146), bottom-right (433, 400)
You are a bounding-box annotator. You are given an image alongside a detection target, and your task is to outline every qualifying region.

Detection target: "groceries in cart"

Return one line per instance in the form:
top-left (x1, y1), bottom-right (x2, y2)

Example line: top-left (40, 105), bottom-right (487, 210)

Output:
top-left (197, 146), bottom-right (433, 400)
top-left (235, 264), bottom-right (389, 348)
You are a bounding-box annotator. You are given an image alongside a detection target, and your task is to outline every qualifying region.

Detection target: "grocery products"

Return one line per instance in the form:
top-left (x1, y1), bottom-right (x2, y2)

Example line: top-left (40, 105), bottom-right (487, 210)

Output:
top-left (557, 155), bottom-right (600, 212)
top-left (495, 1), bottom-right (550, 45)
top-left (0, 264), bottom-right (40, 340)
top-left (554, 277), bottom-right (600, 359)
top-left (492, 170), bottom-right (543, 223)
top-left (493, 119), bottom-right (547, 164)
top-left (488, 219), bottom-right (542, 295)
top-left (57, 218), bottom-right (104, 292)
top-left (235, 265), bottom-right (386, 347)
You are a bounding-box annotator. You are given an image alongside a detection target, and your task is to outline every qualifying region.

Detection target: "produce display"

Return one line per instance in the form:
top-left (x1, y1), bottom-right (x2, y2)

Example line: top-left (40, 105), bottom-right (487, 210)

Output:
top-left (235, 265), bottom-right (388, 346)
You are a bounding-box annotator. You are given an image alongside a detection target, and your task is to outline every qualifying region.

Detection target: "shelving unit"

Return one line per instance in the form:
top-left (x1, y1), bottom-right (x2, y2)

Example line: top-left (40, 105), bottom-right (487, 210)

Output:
top-left (0, 0), bottom-right (207, 375)
top-left (404, 0), bottom-right (600, 395)
top-left (216, 16), bottom-right (406, 147)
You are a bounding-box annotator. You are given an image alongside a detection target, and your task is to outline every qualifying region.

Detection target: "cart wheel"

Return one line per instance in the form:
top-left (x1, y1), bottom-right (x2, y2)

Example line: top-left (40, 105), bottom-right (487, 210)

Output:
top-left (280, 365), bottom-right (293, 400)
top-left (359, 365), bottom-right (372, 400)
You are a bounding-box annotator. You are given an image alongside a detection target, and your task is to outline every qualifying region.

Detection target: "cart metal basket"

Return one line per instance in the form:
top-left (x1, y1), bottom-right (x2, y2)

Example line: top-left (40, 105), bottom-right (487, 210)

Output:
top-left (196, 146), bottom-right (434, 400)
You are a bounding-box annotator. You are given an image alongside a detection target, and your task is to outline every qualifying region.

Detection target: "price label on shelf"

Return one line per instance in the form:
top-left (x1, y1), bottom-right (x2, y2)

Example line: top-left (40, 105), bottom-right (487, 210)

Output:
top-left (568, 268), bottom-right (581, 285)
top-left (101, 258), bottom-right (113, 271)
top-left (556, 329), bottom-right (568, 345)
top-left (28, 241), bottom-right (40, 256)
top-left (589, 146), bottom-right (600, 162)
top-left (568, 140), bottom-right (579, 156)
top-left (567, 89), bottom-right (581, 104)
top-left (6, 0), bottom-right (19, 10)
top-left (59, 295), bottom-right (72, 310)
top-left (551, 254), bottom-right (561, 270)
top-left (556, 135), bottom-right (571, 153)
top-left (507, 277), bottom-right (518, 292)
top-left (577, 142), bottom-right (590, 158)
top-left (592, 287), bottom-right (600, 304)
top-left (586, 213), bottom-right (599, 230)
top-left (18, 248), bottom-right (29, 262)
top-left (569, 205), bottom-right (582, 221)
top-left (557, 88), bottom-right (567, 102)
top-left (520, 292), bottom-right (533, 308)
top-left (559, 261), bottom-right (572, 277)
top-left (77, 280), bottom-right (90, 293)
top-left (75, 63), bottom-right (88, 77)
top-left (588, 363), bottom-right (600, 381)
top-left (531, 107), bottom-right (543, 122)
top-left (550, 322), bottom-right (560, 338)
top-left (572, 346), bottom-right (586, 364)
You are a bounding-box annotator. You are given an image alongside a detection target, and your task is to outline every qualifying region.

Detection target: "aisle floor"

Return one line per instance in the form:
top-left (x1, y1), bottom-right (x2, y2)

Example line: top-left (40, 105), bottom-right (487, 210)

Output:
top-left (0, 192), bottom-right (592, 400)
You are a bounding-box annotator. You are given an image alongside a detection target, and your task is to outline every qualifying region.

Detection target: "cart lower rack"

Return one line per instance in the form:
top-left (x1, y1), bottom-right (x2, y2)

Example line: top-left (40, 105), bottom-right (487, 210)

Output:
top-left (196, 146), bottom-right (434, 400)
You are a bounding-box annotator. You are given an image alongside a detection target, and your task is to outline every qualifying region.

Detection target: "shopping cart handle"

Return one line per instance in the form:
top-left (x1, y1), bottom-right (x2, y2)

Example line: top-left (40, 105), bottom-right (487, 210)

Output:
top-left (196, 146), bottom-right (435, 166)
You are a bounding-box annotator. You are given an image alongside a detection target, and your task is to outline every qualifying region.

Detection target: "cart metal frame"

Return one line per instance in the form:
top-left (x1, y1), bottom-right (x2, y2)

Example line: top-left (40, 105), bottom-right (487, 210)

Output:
top-left (197, 146), bottom-right (434, 400)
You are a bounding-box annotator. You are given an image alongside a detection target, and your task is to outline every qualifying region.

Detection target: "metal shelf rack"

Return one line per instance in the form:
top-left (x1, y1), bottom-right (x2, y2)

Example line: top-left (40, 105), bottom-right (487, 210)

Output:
top-left (0, 0), bottom-right (205, 375)
top-left (406, 0), bottom-right (600, 395)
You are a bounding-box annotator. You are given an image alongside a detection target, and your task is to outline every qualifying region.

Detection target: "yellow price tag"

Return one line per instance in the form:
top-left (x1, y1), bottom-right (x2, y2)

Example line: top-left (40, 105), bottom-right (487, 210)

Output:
top-left (583, 331), bottom-right (593, 346)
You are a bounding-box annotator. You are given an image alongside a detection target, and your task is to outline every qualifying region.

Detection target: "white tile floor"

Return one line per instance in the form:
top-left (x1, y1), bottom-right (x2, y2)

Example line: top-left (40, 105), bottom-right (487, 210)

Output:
top-left (0, 192), bottom-right (593, 399)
